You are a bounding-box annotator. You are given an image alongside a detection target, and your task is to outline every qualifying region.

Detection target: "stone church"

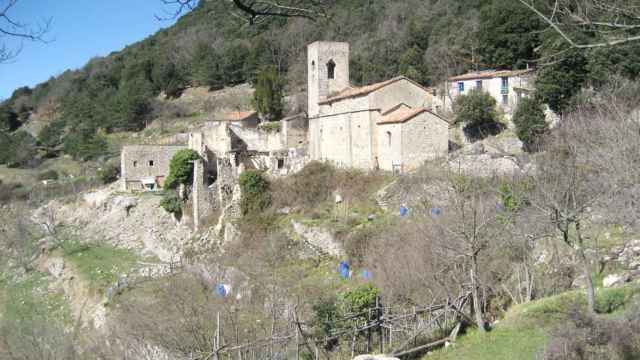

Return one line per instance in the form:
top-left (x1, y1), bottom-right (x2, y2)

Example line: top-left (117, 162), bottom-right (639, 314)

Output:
top-left (307, 41), bottom-right (449, 173)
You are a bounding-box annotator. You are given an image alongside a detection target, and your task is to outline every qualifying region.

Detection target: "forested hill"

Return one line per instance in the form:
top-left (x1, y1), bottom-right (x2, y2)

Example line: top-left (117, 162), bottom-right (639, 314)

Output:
top-left (1, 0), bottom-right (640, 166)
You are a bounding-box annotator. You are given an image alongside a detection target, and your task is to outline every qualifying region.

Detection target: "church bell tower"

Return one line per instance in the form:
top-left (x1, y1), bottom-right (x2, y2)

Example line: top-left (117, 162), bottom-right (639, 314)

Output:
top-left (307, 41), bottom-right (350, 117)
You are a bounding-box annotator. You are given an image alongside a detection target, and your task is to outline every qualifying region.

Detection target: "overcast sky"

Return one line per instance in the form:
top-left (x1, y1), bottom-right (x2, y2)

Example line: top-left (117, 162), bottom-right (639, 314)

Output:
top-left (0, 0), bottom-right (181, 99)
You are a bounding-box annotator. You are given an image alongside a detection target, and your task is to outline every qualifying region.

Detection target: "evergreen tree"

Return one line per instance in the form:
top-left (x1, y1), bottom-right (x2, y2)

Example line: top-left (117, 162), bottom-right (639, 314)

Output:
top-left (252, 66), bottom-right (284, 122)
top-left (454, 89), bottom-right (502, 141)
top-left (478, 0), bottom-right (543, 69)
top-left (535, 51), bottom-right (588, 114)
top-left (0, 105), bottom-right (20, 132)
top-left (191, 43), bottom-right (224, 89)
top-left (513, 97), bottom-right (548, 152)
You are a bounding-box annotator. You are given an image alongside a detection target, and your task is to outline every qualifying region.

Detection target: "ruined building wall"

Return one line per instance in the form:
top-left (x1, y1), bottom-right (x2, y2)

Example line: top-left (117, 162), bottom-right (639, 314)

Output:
top-left (121, 145), bottom-right (187, 191)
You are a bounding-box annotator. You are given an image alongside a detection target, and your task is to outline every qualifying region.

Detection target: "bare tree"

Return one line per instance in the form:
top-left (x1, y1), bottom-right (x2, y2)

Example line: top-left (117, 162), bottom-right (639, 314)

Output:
top-left (519, 0), bottom-right (640, 49)
top-left (420, 173), bottom-right (507, 332)
top-left (160, 0), bottom-right (330, 24)
top-left (0, 0), bottom-right (50, 63)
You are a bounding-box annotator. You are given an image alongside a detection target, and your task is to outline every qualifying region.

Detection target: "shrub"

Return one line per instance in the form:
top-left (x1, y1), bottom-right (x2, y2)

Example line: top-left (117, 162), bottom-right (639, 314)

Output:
top-left (543, 304), bottom-right (640, 360)
top-left (98, 162), bottom-right (120, 184)
top-left (513, 97), bottom-right (548, 152)
top-left (164, 149), bottom-right (201, 190)
top-left (239, 170), bottom-right (271, 215)
top-left (36, 170), bottom-right (59, 181)
top-left (160, 191), bottom-right (183, 216)
top-left (454, 88), bottom-right (503, 141)
top-left (341, 284), bottom-right (379, 313)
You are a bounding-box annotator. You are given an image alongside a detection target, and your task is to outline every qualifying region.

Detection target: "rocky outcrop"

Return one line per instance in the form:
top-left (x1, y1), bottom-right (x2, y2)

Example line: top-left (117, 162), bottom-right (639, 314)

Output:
top-left (603, 273), bottom-right (631, 288)
top-left (292, 221), bottom-right (344, 257)
top-left (448, 153), bottom-right (522, 177)
top-left (33, 184), bottom-right (192, 262)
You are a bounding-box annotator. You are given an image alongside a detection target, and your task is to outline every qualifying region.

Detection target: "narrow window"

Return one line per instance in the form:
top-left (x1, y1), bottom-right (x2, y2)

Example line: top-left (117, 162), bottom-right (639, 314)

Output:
top-left (133, 161), bottom-right (137, 168)
top-left (327, 60), bottom-right (336, 79)
top-left (502, 94), bottom-right (509, 105)
top-left (458, 82), bottom-right (464, 92)
top-left (476, 80), bottom-right (482, 90)
top-left (386, 131), bottom-right (392, 147)
top-left (149, 160), bottom-right (154, 167)
top-left (501, 77), bottom-right (509, 87)
top-left (277, 159), bottom-right (285, 169)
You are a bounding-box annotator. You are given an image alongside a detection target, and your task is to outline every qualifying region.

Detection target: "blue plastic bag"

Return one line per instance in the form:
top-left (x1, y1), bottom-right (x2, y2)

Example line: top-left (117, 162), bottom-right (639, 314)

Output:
top-left (339, 261), bottom-right (350, 279)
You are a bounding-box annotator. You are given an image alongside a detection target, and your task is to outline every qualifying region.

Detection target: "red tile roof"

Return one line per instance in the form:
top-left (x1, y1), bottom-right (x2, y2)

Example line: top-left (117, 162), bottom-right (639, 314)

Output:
top-left (448, 69), bottom-right (535, 82)
top-left (219, 111), bottom-right (257, 121)
top-left (377, 107), bottom-right (451, 125)
top-left (319, 76), bottom-right (429, 105)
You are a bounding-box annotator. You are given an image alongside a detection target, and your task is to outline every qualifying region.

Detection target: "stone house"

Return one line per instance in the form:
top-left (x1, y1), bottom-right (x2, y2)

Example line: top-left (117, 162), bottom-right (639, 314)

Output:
top-left (448, 69), bottom-right (536, 114)
top-left (307, 41), bottom-right (449, 172)
top-left (120, 145), bottom-right (187, 191)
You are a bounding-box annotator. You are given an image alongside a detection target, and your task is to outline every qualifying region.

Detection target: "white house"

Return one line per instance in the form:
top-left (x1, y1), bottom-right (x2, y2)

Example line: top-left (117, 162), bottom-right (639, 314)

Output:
top-left (448, 69), bottom-right (535, 114)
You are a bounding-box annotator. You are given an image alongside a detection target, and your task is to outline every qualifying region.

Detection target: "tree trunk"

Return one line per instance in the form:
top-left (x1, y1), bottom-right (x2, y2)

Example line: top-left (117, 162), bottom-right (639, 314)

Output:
top-left (576, 222), bottom-right (596, 314)
top-left (470, 257), bottom-right (486, 332)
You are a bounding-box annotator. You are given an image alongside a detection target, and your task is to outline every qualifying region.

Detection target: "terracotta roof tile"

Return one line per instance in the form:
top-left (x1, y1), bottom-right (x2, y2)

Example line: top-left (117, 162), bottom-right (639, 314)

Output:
top-left (319, 76), bottom-right (429, 105)
top-left (449, 69), bottom-right (535, 82)
top-left (377, 107), bottom-right (451, 125)
top-left (377, 107), bottom-right (428, 125)
top-left (218, 111), bottom-right (257, 122)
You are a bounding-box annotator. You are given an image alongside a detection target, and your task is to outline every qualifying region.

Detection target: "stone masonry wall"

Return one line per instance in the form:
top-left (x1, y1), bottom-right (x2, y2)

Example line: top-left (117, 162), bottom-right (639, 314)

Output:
top-left (400, 112), bottom-right (449, 172)
top-left (121, 145), bottom-right (187, 191)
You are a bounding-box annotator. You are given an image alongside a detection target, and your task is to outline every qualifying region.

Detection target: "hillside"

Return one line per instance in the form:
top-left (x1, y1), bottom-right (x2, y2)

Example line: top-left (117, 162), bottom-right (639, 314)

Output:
top-left (1, 1), bottom-right (640, 359)
top-left (2, 0), bottom-right (639, 174)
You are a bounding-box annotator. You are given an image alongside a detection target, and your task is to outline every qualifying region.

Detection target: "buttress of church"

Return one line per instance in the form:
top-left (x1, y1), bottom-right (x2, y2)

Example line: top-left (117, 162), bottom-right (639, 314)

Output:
top-left (307, 41), bottom-right (449, 173)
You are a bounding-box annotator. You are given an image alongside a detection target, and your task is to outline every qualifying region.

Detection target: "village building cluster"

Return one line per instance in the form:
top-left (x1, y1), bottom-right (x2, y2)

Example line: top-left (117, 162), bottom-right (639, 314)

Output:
top-left (120, 41), bottom-right (537, 228)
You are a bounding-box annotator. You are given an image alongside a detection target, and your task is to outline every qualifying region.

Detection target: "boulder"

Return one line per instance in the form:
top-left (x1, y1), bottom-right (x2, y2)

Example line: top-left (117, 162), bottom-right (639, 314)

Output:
top-left (83, 189), bottom-right (111, 209)
top-left (571, 274), bottom-right (587, 289)
top-left (111, 196), bottom-right (138, 213)
top-left (46, 257), bottom-right (65, 278)
top-left (353, 356), bottom-right (400, 360)
top-left (603, 273), bottom-right (631, 288)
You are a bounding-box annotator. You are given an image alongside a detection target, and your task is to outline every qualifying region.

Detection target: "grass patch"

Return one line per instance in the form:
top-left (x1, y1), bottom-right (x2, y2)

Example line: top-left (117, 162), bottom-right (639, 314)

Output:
top-left (428, 327), bottom-right (546, 360)
top-left (0, 272), bottom-right (70, 325)
top-left (427, 283), bottom-right (640, 360)
top-left (63, 242), bottom-right (139, 293)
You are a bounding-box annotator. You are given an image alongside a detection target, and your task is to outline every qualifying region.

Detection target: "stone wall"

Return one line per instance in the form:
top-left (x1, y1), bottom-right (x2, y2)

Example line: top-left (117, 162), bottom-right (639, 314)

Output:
top-left (376, 123), bottom-right (403, 172)
top-left (369, 79), bottom-right (432, 113)
top-left (121, 145), bottom-right (187, 191)
top-left (282, 114), bottom-right (308, 148)
top-left (201, 122), bottom-right (233, 154)
top-left (400, 112), bottom-right (449, 172)
top-left (307, 42), bottom-right (350, 117)
top-left (313, 95), bottom-right (374, 168)
top-left (192, 159), bottom-right (217, 231)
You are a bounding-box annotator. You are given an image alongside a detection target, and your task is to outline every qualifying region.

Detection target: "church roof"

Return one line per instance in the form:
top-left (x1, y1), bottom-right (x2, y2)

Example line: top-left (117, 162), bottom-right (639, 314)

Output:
top-left (448, 69), bottom-right (535, 82)
top-left (319, 76), bottom-right (429, 105)
top-left (377, 107), bottom-right (449, 125)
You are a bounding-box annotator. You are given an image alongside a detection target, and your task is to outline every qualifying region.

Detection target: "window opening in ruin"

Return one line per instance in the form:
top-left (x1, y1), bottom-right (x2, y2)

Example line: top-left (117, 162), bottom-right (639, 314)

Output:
top-left (133, 161), bottom-right (137, 167)
top-left (502, 94), bottom-right (509, 105)
top-left (386, 131), bottom-right (392, 147)
top-left (327, 60), bottom-right (336, 79)
top-left (277, 158), bottom-right (285, 169)
top-left (149, 160), bottom-right (154, 167)
top-left (458, 82), bottom-right (464, 92)
top-left (311, 60), bottom-right (315, 73)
